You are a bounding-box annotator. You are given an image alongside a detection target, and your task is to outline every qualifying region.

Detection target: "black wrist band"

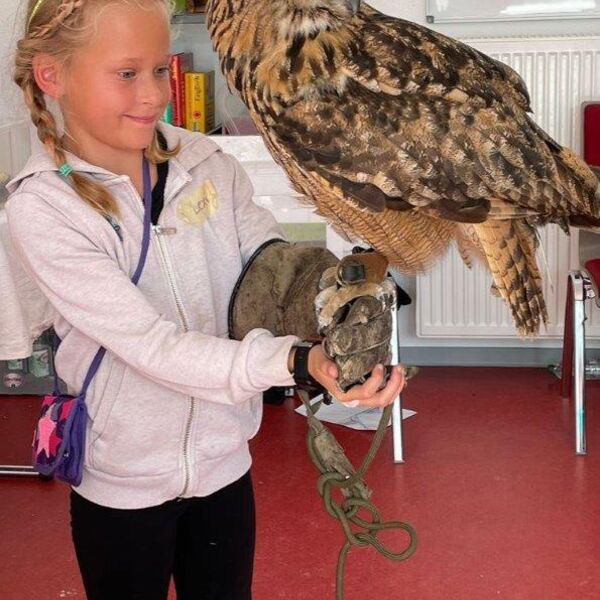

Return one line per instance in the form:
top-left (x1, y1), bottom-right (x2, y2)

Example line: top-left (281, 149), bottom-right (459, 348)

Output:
top-left (293, 342), bottom-right (323, 391)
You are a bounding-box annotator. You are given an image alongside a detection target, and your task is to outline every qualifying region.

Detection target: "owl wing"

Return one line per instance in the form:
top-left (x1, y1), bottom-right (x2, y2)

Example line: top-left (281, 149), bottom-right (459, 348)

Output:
top-left (267, 9), bottom-right (598, 224)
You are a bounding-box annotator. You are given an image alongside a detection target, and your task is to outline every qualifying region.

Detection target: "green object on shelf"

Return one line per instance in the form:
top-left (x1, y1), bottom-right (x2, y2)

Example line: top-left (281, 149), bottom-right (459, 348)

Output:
top-left (28, 344), bottom-right (51, 378)
top-left (173, 0), bottom-right (186, 14)
top-left (6, 359), bottom-right (25, 371)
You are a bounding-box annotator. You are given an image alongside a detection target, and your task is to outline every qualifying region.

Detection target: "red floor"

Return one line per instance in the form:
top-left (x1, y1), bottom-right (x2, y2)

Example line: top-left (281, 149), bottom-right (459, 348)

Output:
top-left (1, 367), bottom-right (599, 599)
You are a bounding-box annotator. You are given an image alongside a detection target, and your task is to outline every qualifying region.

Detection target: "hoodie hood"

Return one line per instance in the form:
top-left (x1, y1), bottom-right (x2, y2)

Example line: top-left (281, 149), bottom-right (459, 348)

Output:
top-left (7, 122), bottom-right (221, 195)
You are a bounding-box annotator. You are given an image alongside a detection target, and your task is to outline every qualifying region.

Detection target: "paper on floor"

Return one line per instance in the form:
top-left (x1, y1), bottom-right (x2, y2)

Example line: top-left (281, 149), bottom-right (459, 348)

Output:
top-left (295, 396), bottom-right (416, 431)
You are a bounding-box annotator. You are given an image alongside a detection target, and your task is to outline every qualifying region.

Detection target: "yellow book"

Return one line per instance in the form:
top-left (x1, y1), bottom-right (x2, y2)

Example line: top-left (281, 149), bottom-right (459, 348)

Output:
top-left (184, 71), bottom-right (215, 134)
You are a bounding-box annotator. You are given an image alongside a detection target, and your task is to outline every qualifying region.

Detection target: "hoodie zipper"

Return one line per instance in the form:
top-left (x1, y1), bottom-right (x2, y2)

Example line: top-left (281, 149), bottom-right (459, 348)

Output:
top-left (152, 224), bottom-right (195, 498)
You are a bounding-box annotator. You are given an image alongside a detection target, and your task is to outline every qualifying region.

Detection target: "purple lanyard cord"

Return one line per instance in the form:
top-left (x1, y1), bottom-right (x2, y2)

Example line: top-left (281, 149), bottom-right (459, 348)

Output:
top-left (53, 156), bottom-right (153, 396)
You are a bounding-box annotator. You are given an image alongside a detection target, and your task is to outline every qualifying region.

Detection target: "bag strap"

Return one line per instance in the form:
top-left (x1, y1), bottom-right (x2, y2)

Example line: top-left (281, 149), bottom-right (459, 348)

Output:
top-left (52, 156), bottom-right (154, 397)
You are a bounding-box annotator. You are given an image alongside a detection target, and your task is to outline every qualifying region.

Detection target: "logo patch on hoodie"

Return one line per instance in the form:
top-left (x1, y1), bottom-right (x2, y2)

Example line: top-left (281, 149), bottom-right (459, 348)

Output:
top-left (177, 179), bottom-right (219, 226)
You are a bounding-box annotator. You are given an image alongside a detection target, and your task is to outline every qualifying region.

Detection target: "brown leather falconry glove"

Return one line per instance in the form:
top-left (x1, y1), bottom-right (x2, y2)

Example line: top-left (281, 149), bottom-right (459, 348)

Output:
top-left (316, 253), bottom-right (394, 391)
top-left (229, 239), bottom-right (338, 340)
top-left (228, 239), bottom-right (394, 390)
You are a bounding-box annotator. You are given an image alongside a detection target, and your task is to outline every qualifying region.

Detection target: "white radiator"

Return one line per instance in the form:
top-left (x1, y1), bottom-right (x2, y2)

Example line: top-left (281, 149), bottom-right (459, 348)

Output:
top-left (417, 36), bottom-right (600, 338)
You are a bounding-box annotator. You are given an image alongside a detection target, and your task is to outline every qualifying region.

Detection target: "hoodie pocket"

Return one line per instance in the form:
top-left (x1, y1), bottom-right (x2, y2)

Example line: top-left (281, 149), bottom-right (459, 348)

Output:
top-left (88, 360), bottom-right (127, 436)
top-left (88, 369), bottom-right (188, 478)
top-left (195, 396), bottom-right (263, 460)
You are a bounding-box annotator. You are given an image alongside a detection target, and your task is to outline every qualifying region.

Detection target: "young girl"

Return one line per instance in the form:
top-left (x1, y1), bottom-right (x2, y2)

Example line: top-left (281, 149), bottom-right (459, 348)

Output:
top-left (7, 1), bottom-right (405, 598)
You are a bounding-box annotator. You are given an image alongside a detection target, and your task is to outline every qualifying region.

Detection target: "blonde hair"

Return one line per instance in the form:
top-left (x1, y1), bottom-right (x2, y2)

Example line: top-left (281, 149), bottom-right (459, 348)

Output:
top-left (14, 0), bottom-right (180, 217)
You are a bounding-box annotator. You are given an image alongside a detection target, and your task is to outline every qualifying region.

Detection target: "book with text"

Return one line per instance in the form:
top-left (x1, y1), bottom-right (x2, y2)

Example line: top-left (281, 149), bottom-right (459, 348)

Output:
top-left (170, 53), bottom-right (194, 127)
top-left (185, 71), bottom-right (216, 134)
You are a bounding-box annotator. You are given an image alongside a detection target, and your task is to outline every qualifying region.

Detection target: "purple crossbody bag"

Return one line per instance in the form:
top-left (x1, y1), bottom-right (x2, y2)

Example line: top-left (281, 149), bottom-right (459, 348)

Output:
top-left (31, 157), bottom-right (153, 486)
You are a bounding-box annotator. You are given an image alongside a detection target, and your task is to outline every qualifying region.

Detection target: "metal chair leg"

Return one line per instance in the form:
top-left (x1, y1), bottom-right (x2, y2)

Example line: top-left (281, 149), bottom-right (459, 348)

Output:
top-left (390, 286), bottom-right (404, 463)
top-left (561, 279), bottom-right (574, 399)
top-left (567, 271), bottom-right (595, 455)
top-left (0, 465), bottom-right (38, 476)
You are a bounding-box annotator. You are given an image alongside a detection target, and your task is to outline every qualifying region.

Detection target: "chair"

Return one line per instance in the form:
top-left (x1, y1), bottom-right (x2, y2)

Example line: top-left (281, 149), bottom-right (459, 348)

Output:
top-left (560, 260), bottom-right (600, 454)
top-left (560, 102), bottom-right (600, 454)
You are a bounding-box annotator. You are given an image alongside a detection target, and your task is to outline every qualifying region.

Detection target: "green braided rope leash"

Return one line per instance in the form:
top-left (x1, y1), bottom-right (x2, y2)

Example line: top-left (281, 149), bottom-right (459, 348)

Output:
top-left (298, 390), bottom-right (417, 600)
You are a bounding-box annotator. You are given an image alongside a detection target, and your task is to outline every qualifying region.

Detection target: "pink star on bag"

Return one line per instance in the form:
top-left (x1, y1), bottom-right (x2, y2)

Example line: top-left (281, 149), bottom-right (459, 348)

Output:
top-left (37, 412), bottom-right (57, 458)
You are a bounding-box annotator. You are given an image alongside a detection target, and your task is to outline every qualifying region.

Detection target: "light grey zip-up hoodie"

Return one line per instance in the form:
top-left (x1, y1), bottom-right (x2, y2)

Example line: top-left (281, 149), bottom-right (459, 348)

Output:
top-left (5, 123), bottom-right (299, 509)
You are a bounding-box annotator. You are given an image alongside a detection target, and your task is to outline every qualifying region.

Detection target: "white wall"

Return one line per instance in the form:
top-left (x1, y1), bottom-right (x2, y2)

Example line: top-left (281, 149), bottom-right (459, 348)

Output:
top-left (0, 1), bottom-right (27, 128)
top-left (372, 0), bottom-right (426, 23)
top-left (371, 0), bottom-right (600, 36)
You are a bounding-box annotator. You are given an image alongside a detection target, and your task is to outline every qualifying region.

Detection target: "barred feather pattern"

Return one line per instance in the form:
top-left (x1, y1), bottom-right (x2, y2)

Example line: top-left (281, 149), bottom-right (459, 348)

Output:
top-left (473, 219), bottom-right (547, 335)
top-left (276, 147), bottom-right (458, 271)
top-left (206, 0), bottom-right (600, 334)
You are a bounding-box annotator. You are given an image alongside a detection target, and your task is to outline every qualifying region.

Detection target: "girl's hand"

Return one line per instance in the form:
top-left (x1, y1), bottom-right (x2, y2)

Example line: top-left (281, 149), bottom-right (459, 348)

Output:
top-left (307, 344), bottom-right (406, 407)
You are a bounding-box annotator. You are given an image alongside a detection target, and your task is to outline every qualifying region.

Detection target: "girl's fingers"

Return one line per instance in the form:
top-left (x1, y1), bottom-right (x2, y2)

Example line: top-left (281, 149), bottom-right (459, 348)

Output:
top-left (358, 364), bottom-right (386, 395)
top-left (318, 363), bottom-right (407, 408)
top-left (350, 366), bottom-right (405, 407)
top-left (375, 366), bottom-right (405, 406)
top-left (335, 364), bottom-right (385, 403)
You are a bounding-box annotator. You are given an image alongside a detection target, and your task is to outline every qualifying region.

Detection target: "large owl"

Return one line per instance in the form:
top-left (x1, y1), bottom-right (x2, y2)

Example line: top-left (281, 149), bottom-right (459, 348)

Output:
top-left (205, 0), bottom-right (600, 335)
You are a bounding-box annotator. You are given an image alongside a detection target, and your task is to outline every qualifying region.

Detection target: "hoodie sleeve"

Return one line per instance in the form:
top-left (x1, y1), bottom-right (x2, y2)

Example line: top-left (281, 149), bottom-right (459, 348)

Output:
top-left (5, 192), bottom-right (298, 405)
top-left (228, 155), bottom-right (288, 264)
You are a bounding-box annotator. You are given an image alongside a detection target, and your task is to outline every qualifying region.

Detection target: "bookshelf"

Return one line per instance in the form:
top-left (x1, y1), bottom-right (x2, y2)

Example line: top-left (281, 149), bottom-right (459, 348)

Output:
top-left (170, 13), bottom-right (251, 134)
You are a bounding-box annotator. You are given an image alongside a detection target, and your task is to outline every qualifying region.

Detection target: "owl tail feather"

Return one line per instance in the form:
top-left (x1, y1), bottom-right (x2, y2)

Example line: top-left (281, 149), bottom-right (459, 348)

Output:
top-left (473, 219), bottom-right (548, 336)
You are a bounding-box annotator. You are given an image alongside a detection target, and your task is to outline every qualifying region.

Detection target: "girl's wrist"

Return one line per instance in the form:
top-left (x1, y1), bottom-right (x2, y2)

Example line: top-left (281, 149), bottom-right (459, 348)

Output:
top-left (290, 342), bottom-right (322, 390)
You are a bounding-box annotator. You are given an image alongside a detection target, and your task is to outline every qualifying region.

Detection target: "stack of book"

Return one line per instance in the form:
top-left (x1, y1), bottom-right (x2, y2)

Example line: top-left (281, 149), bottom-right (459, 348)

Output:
top-left (163, 52), bottom-right (216, 134)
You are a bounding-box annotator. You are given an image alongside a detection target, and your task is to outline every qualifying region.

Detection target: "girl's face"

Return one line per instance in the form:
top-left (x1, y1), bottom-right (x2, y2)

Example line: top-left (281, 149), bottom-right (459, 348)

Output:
top-left (60, 3), bottom-right (171, 162)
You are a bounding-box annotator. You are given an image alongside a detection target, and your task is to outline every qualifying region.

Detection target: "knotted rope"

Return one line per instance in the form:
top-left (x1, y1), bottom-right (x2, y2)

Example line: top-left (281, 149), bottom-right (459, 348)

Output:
top-left (298, 390), bottom-right (417, 600)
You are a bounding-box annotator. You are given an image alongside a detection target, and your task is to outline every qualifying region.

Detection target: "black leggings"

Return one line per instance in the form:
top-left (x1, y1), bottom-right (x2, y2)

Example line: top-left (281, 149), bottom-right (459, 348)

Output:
top-left (70, 471), bottom-right (255, 600)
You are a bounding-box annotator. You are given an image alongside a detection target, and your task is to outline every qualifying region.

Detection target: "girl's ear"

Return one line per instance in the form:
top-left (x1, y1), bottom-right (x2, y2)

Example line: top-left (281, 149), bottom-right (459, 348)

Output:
top-left (32, 53), bottom-right (65, 99)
